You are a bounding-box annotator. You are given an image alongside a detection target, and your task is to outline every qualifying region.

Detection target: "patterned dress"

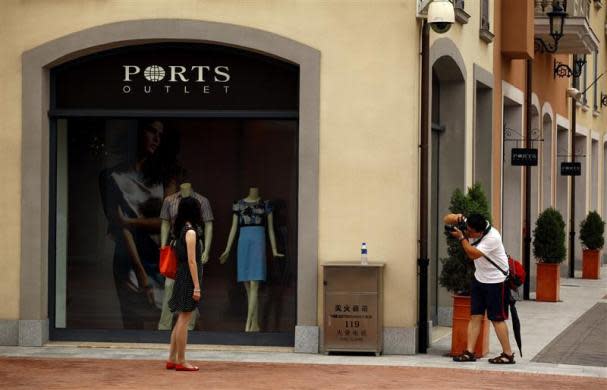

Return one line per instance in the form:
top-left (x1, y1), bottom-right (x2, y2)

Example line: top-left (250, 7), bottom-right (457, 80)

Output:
top-left (232, 199), bottom-right (273, 282)
top-left (168, 224), bottom-right (203, 313)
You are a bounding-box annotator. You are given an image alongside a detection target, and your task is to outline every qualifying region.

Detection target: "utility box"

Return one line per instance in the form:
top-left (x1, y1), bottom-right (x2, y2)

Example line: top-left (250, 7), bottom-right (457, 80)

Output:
top-left (322, 262), bottom-right (384, 355)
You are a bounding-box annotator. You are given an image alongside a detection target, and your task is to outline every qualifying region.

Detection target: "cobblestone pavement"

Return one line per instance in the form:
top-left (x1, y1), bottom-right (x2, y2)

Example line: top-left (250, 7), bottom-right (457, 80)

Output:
top-left (1, 357), bottom-right (606, 390)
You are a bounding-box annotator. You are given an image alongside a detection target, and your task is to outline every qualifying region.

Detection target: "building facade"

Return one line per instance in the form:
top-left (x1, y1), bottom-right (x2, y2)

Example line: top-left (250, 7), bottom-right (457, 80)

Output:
top-left (0, 0), bottom-right (605, 354)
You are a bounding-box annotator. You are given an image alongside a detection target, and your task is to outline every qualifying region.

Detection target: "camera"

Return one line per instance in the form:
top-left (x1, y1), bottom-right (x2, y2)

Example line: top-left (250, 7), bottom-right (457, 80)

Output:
top-left (444, 217), bottom-right (467, 234)
top-left (428, 0), bottom-right (455, 34)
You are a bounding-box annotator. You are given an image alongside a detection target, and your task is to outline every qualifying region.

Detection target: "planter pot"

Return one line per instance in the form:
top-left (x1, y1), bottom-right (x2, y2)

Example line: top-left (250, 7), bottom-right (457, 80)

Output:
top-left (582, 249), bottom-right (601, 279)
top-left (536, 262), bottom-right (560, 302)
top-left (450, 295), bottom-right (489, 358)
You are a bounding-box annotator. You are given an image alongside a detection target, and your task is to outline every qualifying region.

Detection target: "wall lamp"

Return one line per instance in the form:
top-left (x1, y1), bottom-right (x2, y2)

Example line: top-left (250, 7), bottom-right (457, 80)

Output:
top-left (566, 71), bottom-right (605, 102)
top-left (554, 56), bottom-right (587, 79)
top-left (535, 1), bottom-right (567, 53)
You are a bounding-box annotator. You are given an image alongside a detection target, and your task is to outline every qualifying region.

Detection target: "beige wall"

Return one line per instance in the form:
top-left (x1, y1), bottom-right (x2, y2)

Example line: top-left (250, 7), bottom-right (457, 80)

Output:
top-left (575, 2), bottom-right (606, 215)
top-left (0, 1), bottom-right (421, 328)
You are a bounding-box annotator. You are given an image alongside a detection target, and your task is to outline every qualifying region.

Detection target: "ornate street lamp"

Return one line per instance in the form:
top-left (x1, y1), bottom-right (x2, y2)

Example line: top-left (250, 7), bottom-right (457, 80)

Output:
top-left (535, 1), bottom-right (567, 53)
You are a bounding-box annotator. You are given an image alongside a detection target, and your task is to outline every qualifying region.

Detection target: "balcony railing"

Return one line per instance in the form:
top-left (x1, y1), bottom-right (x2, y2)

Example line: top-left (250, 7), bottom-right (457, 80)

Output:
top-left (535, 0), bottom-right (598, 53)
top-left (535, 0), bottom-right (591, 19)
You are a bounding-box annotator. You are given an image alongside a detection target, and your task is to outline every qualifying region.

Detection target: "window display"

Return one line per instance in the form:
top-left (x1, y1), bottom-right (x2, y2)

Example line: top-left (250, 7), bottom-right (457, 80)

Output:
top-left (54, 117), bottom-right (298, 336)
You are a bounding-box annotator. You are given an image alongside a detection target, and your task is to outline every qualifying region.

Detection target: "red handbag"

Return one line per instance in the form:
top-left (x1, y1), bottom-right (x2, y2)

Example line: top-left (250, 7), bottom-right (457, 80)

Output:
top-left (159, 245), bottom-right (177, 279)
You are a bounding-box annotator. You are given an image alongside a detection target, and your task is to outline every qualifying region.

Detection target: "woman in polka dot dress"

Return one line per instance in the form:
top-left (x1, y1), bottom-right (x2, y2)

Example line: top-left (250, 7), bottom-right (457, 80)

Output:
top-left (166, 197), bottom-right (203, 372)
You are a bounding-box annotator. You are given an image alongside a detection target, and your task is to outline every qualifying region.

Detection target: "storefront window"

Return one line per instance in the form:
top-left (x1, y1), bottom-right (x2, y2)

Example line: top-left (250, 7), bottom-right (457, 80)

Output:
top-left (51, 43), bottom-right (299, 343)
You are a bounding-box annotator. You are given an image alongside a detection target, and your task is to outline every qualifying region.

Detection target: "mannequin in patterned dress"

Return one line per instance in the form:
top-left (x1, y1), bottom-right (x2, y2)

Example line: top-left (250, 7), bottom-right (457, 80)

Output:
top-left (219, 187), bottom-right (284, 332)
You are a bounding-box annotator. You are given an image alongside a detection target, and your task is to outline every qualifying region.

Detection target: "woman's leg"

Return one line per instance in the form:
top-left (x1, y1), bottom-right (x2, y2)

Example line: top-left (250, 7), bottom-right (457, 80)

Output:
top-left (175, 311), bottom-right (193, 365)
top-left (168, 317), bottom-right (178, 363)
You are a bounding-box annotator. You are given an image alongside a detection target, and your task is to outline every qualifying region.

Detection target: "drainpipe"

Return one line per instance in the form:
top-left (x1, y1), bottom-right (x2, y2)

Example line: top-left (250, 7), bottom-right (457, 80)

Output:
top-left (523, 59), bottom-right (532, 300)
top-left (418, 19), bottom-right (430, 354)
top-left (569, 73), bottom-right (577, 278)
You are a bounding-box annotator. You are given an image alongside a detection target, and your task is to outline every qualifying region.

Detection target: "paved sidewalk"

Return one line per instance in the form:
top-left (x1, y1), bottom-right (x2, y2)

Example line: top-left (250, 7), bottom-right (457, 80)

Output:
top-left (1, 266), bottom-right (606, 388)
top-left (1, 357), bottom-right (606, 390)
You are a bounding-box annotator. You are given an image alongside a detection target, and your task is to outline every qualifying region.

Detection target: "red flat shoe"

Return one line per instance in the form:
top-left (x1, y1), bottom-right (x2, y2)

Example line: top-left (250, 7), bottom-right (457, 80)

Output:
top-left (165, 361), bottom-right (176, 369)
top-left (175, 364), bottom-right (199, 371)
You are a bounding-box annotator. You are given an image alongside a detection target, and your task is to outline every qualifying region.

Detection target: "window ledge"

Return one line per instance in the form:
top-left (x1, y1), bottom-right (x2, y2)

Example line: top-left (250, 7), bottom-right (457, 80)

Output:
top-left (455, 8), bottom-right (470, 24)
top-left (479, 28), bottom-right (495, 43)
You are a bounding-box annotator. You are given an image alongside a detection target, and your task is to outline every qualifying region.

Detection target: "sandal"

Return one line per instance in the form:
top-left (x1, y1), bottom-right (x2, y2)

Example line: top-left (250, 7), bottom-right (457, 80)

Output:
top-left (488, 352), bottom-right (515, 364)
top-left (453, 350), bottom-right (477, 362)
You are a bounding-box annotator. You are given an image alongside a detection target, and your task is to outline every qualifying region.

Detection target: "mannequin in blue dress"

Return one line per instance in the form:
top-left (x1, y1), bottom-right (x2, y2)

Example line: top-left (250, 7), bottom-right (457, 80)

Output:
top-left (219, 187), bottom-right (284, 332)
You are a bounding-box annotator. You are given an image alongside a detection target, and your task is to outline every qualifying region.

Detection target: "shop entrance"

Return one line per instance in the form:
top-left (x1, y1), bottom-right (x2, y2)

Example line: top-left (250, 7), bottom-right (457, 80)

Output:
top-left (49, 43), bottom-right (299, 346)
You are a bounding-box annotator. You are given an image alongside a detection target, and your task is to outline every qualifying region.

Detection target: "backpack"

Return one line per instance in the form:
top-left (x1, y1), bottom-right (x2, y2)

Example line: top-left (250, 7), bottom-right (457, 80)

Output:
top-left (505, 256), bottom-right (526, 291)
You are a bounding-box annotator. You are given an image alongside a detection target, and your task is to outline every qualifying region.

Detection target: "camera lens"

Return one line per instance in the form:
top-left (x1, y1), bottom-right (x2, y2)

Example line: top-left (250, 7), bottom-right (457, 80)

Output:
top-left (430, 22), bottom-right (452, 34)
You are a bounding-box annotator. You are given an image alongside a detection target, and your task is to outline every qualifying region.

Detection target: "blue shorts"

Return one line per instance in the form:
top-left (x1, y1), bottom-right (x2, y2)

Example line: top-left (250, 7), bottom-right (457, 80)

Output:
top-left (470, 277), bottom-right (509, 321)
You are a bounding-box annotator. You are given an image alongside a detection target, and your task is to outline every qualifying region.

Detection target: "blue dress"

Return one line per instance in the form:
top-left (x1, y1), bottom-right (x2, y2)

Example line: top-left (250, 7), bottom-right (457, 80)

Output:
top-left (232, 199), bottom-right (272, 282)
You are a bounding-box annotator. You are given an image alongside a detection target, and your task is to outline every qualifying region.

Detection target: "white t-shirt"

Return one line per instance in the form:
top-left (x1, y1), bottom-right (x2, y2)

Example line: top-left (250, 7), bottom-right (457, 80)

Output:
top-left (470, 226), bottom-right (509, 284)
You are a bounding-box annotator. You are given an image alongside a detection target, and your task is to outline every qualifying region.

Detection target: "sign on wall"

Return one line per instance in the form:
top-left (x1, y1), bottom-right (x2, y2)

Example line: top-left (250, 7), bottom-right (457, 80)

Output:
top-left (52, 43), bottom-right (299, 111)
top-left (561, 162), bottom-right (582, 176)
top-left (511, 148), bottom-right (538, 166)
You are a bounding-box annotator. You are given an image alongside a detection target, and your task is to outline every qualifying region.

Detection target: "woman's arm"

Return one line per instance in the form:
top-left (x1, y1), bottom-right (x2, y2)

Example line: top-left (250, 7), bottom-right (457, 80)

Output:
top-left (186, 229), bottom-right (201, 302)
top-left (121, 216), bottom-right (162, 232)
top-left (120, 227), bottom-right (154, 303)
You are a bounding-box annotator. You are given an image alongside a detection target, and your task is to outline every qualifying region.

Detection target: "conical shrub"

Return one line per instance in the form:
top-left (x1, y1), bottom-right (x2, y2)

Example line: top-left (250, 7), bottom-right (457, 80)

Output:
top-left (533, 208), bottom-right (566, 263)
top-left (579, 211), bottom-right (605, 250)
top-left (439, 183), bottom-right (491, 295)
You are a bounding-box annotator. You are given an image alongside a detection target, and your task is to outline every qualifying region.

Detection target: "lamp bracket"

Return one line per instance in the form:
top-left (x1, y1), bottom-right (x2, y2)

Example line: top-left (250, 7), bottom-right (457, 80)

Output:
top-left (554, 58), bottom-right (586, 79)
top-left (535, 37), bottom-right (559, 53)
top-left (504, 126), bottom-right (543, 143)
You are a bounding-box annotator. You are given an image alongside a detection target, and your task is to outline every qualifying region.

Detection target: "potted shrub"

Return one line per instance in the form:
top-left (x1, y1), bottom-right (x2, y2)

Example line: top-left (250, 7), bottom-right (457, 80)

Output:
top-left (533, 208), bottom-right (566, 302)
top-left (439, 183), bottom-right (491, 358)
top-left (579, 211), bottom-right (605, 279)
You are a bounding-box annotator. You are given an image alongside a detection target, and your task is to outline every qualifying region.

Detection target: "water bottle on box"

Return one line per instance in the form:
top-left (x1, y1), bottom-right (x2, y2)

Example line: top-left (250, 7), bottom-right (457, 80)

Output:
top-left (361, 242), bottom-right (368, 265)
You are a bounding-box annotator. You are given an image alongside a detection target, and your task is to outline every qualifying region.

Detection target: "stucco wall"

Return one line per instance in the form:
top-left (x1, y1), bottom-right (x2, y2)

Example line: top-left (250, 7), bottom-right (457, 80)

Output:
top-left (575, 3), bottom-right (607, 217)
top-left (0, 0), bottom-right (420, 330)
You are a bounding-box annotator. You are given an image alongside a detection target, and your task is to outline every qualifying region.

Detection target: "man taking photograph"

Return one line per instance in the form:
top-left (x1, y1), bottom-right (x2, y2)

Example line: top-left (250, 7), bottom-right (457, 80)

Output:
top-left (444, 213), bottom-right (515, 364)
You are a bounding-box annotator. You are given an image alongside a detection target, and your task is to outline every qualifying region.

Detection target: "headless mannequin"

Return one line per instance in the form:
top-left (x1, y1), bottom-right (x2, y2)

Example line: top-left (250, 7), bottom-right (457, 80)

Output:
top-left (219, 187), bottom-right (284, 332)
top-left (158, 183), bottom-right (213, 331)
top-left (160, 183), bottom-right (213, 263)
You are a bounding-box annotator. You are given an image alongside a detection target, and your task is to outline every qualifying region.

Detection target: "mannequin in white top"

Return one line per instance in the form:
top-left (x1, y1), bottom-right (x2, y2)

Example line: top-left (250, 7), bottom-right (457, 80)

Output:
top-left (220, 187), bottom-right (283, 332)
top-left (160, 183), bottom-right (213, 260)
top-left (158, 183), bottom-right (213, 331)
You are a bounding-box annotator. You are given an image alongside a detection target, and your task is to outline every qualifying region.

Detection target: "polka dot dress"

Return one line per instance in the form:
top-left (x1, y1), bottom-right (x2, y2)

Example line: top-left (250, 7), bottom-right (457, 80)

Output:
top-left (168, 225), bottom-right (203, 313)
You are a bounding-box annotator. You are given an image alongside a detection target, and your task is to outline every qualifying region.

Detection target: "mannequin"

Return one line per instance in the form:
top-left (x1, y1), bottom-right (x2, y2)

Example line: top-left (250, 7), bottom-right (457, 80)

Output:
top-left (158, 182), bottom-right (213, 330)
top-left (220, 187), bottom-right (283, 332)
top-left (161, 183), bottom-right (213, 260)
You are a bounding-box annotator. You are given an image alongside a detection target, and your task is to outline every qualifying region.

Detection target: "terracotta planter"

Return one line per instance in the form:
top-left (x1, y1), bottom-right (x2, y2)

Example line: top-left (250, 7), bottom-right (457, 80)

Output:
top-left (536, 262), bottom-right (560, 302)
top-left (450, 295), bottom-right (489, 358)
top-left (582, 249), bottom-right (601, 279)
